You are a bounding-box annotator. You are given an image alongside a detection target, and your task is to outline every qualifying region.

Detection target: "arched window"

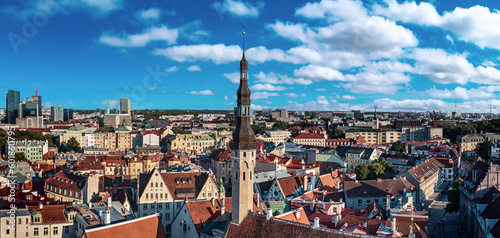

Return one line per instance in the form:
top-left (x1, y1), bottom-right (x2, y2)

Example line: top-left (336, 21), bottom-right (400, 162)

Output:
top-left (156, 182), bottom-right (158, 187)
top-left (250, 171), bottom-right (252, 179)
top-left (160, 183), bottom-right (163, 187)
top-left (244, 152), bottom-right (246, 157)
top-left (243, 172), bottom-right (246, 181)
top-left (150, 182), bottom-right (153, 187)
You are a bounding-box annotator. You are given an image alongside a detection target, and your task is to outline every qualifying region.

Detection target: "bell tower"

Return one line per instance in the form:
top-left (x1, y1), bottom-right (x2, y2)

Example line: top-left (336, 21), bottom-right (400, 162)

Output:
top-left (231, 24), bottom-right (257, 225)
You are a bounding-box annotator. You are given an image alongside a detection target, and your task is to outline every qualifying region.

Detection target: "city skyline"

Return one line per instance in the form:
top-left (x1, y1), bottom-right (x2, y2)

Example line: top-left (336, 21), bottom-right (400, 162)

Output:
top-left (2, 0), bottom-right (500, 113)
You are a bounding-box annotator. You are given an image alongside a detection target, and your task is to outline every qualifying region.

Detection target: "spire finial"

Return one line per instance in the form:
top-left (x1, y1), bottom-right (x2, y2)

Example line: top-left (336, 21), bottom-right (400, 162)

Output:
top-left (240, 23), bottom-right (245, 51)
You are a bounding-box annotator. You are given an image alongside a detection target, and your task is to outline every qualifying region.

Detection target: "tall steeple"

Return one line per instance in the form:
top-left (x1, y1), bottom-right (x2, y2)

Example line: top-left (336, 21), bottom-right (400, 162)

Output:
top-left (231, 24), bottom-right (257, 225)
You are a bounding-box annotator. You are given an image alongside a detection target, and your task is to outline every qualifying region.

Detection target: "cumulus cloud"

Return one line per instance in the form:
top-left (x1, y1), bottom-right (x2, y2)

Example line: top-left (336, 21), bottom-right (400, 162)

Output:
top-left (190, 90), bottom-right (215, 95)
top-left (293, 65), bottom-right (344, 81)
top-left (251, 92), bottom-right (279, 100)
top-left (223, 72), bottom-right (240, 84)
top-left (250, 83), bottom-right (287, 91)
top-left (165, 66), bottom-right (178, 72)
top-left (212, 0), bottom-right (263, 17)
top-left (137, 8), bottom-right (161, 21)
top-left (254, 72), bottom-right (313, 85)
top-left (155, 44), bottom-right (241, 64)
top-left (342, 71), bottom-right (410, 94)
top-left (187, 65), bottom-right (201, 71)
top-left (284, 93), bottom-right (299, 98)
top-left (100, 25), bottom-right (178, 47)
top-left (374, 0), bottom-right (500, 50)
top-left (101, 99), bottom-right (118, 108)
top-left (428, 86), bottom-right (500, 99)
top-left (410, 48), bottom-right (475, 84)
top-left (342, 95), bottom-right (357, 100)
top-left (315, 88), bottom-right (326, 92)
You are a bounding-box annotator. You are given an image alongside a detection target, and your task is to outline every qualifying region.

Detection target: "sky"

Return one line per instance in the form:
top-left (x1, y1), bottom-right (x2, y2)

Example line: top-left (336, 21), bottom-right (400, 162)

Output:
top-left (2, 0), bottom-right (500, 113)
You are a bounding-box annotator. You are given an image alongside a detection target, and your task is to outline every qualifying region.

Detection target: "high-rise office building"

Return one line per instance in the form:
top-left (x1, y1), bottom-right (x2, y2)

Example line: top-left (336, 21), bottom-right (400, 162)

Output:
top-left (63, 108), bottom-right (73, 121)
top-left (120, 98), bottom-right (130, 114)
top-left (6, 89), bottom-right (20, 124)
top-left (18, 90), bottom-right (42, 118)
top-left (51, 105), bottom-right (64, 122)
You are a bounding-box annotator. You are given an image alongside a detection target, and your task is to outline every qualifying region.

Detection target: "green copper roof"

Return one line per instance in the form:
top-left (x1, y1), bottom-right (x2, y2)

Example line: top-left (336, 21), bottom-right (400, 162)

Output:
top-left (69, 125), bottom-right (86, 131)
top-left (218, 177), bottom-right (225, 193)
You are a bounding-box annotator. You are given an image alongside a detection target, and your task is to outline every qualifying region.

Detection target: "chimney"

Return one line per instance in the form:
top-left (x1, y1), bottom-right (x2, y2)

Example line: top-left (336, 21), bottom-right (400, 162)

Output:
top-left (36, 90), bottom-right (38, 96)
top-left (313, 217), bottom-right (320, 229)
top-left (108, 196), bottom-right (112, 208)
top-left (221, 199), bottom-right (225, 215)
top-left (336, 181), bottom-right (340, 189)
top-left (266, 209), bottom-right (273, 220)
top-left (211, 198), bottom-right (215, 207)
top-left (310, 202), bottom-right (315, 211)
top-left (99, 210), bottom-right (103, 221)
top-left (294, 209), bottom-right (301, 219)
top-left (339, 198), bottom-right (343, 203)
top-left (332, 213), bottom-right (342, 227)
top-left (38, 203), bottom-right (43, 209)
top-left (257, 195), bottom-right (261, 209)
top-left (303, 175), bottom-right (308, 192)
top-left (105, 209), bottom-right (111, 225)
top-left (391, 217), bottom-right (396, 232)
top-left (89, 202), bottom-right (92, 208)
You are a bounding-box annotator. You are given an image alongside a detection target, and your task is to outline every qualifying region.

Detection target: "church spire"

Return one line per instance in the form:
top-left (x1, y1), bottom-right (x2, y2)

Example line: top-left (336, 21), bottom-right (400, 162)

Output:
top-left (232, 24), bottom-right (256, 151)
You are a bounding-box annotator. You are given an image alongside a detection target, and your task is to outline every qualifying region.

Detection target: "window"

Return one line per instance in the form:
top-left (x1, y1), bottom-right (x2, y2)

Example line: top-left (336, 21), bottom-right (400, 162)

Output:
top-left (146, 194), bottom-right (148, 199)
top-left (35, 217), bottom-right (40, 223)
top-left (156, 193), bottom-right (158, 199)
top-left (18, 218), bottom-right (21, 224)
top-left (160, 183), bottom-right (163, 187)
top-left (160, 193), bottom-right (163, 199)
top-left (6, 229), bottom-right (9, 235)
top-left (367, 199), bottom-right (371, 204)
top-left (34, 228), bottom-right (39, 236)
top-left (358, 199), bottom-right (362, 205)
top-left (44, 227), bottom-right (49, 235)
top-left (151, 203), bottom-right (155, 208)
top-left (53, 227), bottom-right (58, 235)
top-left (151, 182), bottom-right (153, 187)
top-left (166, 213), bottom-right (170, 220)
top-left (177, 202), bottom-right (182, 208)
top-left (165, 193), bottom-right (168, 199)
top-left (166, 203), bottom-right (170, 210)
top-left (64, 226), bottom-right (69, 234)
top-left (158, 203), bottom-right (162, 209)
top-left (243, 172), bottom-right (246, 181)
top-left (143, 204), bottom-right (147, 210)
top-left (156, 182), bottom-right (158, 187)
top-left (26, 218), bottom-right (28, 223)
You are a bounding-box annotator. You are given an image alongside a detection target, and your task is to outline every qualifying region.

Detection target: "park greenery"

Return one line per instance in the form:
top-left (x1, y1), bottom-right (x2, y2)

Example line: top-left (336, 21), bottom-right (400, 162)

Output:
top-left (354, 157), bottom-right (396, 180)
top-left (445, 178), bottom-right (464, 213)
top-left (327, 129), bottom-right (345, 139)
top-left (444, 119), bottom-right (500, 143)
top-left (58, 137), bottom-right (82, 153)
top-left (389, 140), bottom-right (405, 152)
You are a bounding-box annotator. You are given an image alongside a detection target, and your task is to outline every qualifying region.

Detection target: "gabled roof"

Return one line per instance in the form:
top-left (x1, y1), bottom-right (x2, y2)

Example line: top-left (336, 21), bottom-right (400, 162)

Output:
top-left (277, 174), bottom-right (308, 198)
top-left (293, 133), bottom-right (325, 139)
top-left (225, 212), bottom-right (370, 238)
top-left (84, 214), bottom-right (165, 238)
top-left (406, 158), bottom-right (443, 182)
top-left (208, 148), bottom-right (231, 163)
top-left (27, 204), bottom-right (71, 224)
top-left (185, 198), bottom-right (232, 232)
top-left (138, 169), bottom-right (211, 200)
top-left (274, 207), bottom-right (310, 225)
top-left (45, 170), bottom-right (87, 192)
top-left (344, 178), bottom-right (415, 198)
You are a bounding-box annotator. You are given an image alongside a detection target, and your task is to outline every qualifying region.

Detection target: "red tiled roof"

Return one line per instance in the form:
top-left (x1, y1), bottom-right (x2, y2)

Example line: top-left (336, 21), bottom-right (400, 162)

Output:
top-left (293, 133), bottom-right (325, 139)
top-left (84, 214), bottom-right (165, 238)
top-left (45, 170), bottom-right (87, 192)
top-left (406, 158), bottom-right (443, 181)
top-left (27, 204), bottom-right (71, 224)
top-left (356, 136), bottom-right (367, 143)
top-left (275, 208), bottom-right (310, 225)
top-left (185, 198), bottom-right (232, 231)
top-left (208, 148), bottom-right (231, 163)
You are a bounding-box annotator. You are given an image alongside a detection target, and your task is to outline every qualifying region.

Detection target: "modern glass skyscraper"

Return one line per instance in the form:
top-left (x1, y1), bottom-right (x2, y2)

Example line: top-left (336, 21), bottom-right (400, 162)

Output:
top-left (51, 106), bottom-right (64, 121)
top-left (6, 89), bottom-right (20, 124)
top-left (63, 108), bottom-right (73, 121)
top-left (120, 98), bottom-right (130, 114)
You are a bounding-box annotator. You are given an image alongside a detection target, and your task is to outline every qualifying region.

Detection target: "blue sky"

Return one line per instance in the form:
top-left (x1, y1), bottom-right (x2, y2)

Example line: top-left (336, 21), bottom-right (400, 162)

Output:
top-left (2, 0), bottom-right (500, 113)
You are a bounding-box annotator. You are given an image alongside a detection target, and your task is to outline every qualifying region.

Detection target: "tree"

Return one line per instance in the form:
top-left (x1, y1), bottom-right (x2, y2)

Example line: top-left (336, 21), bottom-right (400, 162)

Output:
top-left (119, 167), bottom-right (123, 175)
top-left (389, 140), bottom-right (405, 152)
top-left (97, 126), bottom-right (115, 133)
top-left (327, 129), bottom-right (345, 139)
top-left (354, 157), bottom-right (396, 180)
top-left (67, 137), bottom-right (80, 148)
top-left (15, 152), bottom-right (27, 162)
top-left (272, 121), bottom-right (290, 130)
top-left (476, 141), bottom-right (492, 160)
top-left (114, 167), bottom-right (119, 175)
top-left (253, 126), bottom-right (266, 135)
top-left (445, 178), bottom-right (463, 213)
top-left (44, 134), bottom-right (56, 147)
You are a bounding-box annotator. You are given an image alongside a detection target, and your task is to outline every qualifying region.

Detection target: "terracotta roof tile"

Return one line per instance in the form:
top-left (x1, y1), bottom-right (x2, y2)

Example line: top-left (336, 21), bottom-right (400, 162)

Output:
top-left (84, 214), bottom-right (165, 238)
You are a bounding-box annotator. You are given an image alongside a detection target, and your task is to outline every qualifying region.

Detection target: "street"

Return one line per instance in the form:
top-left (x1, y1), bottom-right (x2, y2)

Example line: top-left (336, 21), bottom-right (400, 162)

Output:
top-left (427, 187), bottom-right (461, 238)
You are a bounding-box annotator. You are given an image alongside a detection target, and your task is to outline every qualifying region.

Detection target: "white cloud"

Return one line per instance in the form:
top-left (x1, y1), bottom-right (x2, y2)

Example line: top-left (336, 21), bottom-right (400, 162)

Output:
top-left (251, 92), bottom-right (279, 100)
top-left (101, 99), bottom-right (118, 108)
top-left (315, 88), bottom-right (326, 92)
top-left (446, 35), bottom-right (454, 44)
top-left (296, 0), bottom-right (368, 22)
top-left (342, 95), bottom-right (357, 100)
top-left (482, 60), bottom-right (498, 67)
top-left (190, 90), bottom-right (215, 95)
top-left (254, 72), bottom-right (313, 85)
top-left (187, 65), bottom-right (201, 71)
top-left (137, 8), bottom-right (161, 21)
top-left (212, 0), bottom-right (262, 17)
top-left (427, 86), bottom-right (500, 100)
top-left (373, 98), bottom-right (449, 111)
top-left (80, 0), bottom-right (122, 12)
top-left (224, 96), bottom-right (229, 100)
top-left (165, 66), bottom-right (178, 72)
top-left (224, 72), bottom-right (240, 84)
top-left (410, 48), bottom-right (475, 84)
top-left (284, 93), bottom-right (299, 98)
top-left (300, 93), bottom-right (307, 97)
top-left (374, 0), bottom-right (500, 50)
top-left (293, 65), bottom-right (344, 81)
top-left (342, 71), bottom-right (410, 94)
top-left (224, 102), bottom-right (235, 106)
top-left (100, 25), bottom-right (178, 47)
top-left (250, 84), bottom-right (287, 91)
top-left (154, 44), bottom-right (241, 64)
top-left (473, 66), bottom-right (500, 84)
